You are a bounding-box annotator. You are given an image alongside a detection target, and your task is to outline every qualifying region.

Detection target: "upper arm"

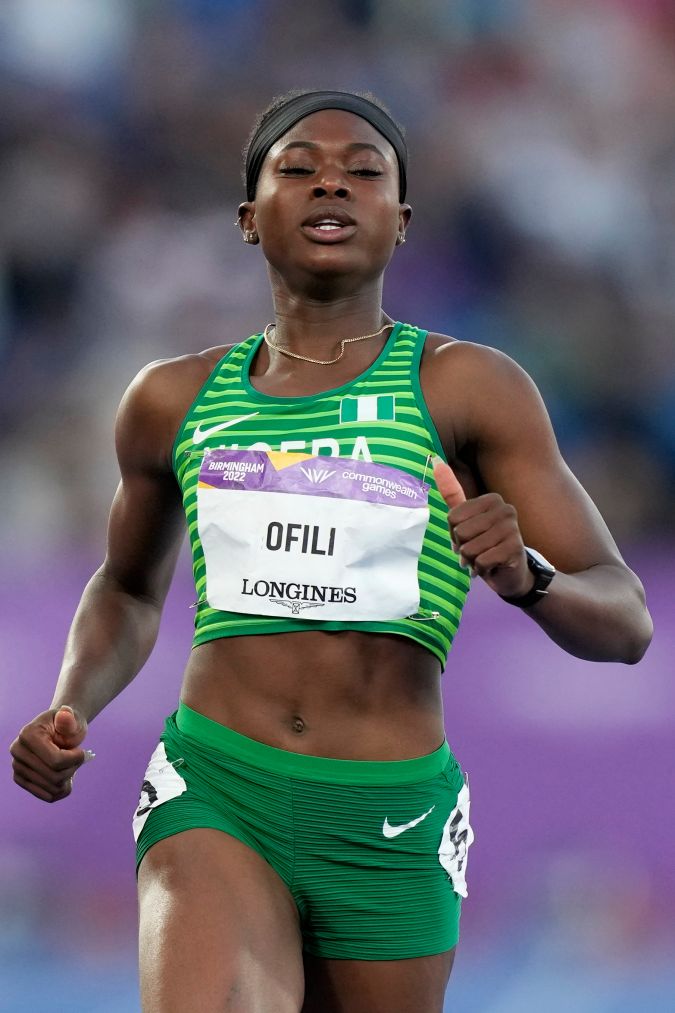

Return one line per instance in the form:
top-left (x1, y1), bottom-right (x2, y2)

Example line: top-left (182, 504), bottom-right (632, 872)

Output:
top-left (102, 343), bottom-right (235, 603)
top-left (437, 343), bottom-right (625, 573)
top-left (103, 361), bottom-right (188, 604)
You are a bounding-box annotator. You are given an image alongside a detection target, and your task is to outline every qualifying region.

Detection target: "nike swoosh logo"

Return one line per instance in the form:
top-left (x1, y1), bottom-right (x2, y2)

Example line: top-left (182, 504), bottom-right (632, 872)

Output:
top-left (192, 412), bottom-right (260, 444)
top-left (382, 804), bottom-right (436, 839)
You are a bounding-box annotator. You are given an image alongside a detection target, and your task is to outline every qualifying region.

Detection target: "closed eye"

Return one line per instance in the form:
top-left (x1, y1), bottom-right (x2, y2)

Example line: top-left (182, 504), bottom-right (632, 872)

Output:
top-left (279, 166), bottom-right (383, 178)
top-left (279, 166), bottom-right (313, 175)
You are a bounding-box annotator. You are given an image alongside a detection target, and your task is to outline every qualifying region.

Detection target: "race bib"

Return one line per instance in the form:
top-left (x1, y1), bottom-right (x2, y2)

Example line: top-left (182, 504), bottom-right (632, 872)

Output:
top-left (196, 450), bottom-right (430, 621)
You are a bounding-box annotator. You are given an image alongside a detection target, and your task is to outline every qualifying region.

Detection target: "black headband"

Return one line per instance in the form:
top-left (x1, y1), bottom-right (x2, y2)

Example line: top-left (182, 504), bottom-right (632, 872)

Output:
top-left (245, 91), bottom-right (407, 203)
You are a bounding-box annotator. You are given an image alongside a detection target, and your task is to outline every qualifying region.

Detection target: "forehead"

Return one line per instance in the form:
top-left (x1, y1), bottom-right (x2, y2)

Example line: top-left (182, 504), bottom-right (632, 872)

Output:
top-left (267, 108), bottom-right (397, 162)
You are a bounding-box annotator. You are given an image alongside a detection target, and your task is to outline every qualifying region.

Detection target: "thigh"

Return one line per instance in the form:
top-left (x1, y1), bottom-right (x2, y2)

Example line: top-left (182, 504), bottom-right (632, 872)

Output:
top-left (138, 828), bottom-right (304, 1013)
top-left (301, 948), bottom-right (456, 1013)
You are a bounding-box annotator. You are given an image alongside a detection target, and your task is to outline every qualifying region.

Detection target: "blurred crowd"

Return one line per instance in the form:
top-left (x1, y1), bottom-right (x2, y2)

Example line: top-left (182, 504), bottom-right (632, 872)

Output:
top-left (1, 0), bottom-right (674, 555)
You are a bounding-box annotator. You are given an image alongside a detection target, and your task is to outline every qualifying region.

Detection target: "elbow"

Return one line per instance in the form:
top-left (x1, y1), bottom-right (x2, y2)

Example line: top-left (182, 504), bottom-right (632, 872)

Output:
top-left (622, 617), bottom-right (653, 664)
top-left (620, 601), bottom-right (654, 665)
top-left (617, 571), bottom-right (654, 665)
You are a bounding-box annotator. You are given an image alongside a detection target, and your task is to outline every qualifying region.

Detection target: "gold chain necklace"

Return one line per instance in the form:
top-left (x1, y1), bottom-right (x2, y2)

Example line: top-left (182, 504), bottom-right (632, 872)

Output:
top-left (263, 320), bottom-right (392, 366)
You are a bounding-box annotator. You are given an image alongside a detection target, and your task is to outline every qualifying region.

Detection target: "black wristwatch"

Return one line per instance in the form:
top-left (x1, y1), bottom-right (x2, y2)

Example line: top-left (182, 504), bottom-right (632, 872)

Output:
top-left (500, 547), bottom-right (556, 608)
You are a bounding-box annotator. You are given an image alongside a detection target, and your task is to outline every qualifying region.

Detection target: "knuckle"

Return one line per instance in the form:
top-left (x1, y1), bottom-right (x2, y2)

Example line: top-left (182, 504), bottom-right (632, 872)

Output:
top-left (490, 506), bottom-right (505, 523)
top-left (499, 520), bottom-right (518, 541)
top-left (11, 744), bottom-right (28, 766)
top-left (484, 493), bottom-right (503, 508)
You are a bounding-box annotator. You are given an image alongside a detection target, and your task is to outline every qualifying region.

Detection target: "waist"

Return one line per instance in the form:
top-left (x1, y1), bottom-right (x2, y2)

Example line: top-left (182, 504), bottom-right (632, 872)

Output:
top-left (175, 702), bottom-right (451, 784)
top-left (180, 630), bottom-right (445, 761)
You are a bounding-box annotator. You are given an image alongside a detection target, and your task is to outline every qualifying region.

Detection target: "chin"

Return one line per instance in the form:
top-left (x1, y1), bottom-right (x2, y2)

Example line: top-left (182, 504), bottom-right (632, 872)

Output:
top-left (302, 245), bottom-right (392, 280)
top-left (266, 243), bottom-right (391, 291)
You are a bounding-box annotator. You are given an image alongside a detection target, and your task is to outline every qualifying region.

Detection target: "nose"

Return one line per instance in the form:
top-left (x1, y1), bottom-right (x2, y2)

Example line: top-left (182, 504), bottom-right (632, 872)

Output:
top-left (312, 170), bottom-right (351, 200)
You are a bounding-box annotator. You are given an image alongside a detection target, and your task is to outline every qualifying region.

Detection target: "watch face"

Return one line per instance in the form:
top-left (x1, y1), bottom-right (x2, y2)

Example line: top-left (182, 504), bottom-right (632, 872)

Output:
top-left (525, 547), bottom-right (555, 575)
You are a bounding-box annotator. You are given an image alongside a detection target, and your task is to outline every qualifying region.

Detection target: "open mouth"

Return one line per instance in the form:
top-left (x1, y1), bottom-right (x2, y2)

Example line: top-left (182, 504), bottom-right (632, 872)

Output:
top-left (301, 210), bottom-right (357, 243)
top-left (301, 220), bottom-right (357, 243)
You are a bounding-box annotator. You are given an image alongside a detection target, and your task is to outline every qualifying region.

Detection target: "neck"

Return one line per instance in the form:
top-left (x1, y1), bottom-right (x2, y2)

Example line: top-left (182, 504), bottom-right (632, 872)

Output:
top-left (268, 275), bottom-right (387, 355)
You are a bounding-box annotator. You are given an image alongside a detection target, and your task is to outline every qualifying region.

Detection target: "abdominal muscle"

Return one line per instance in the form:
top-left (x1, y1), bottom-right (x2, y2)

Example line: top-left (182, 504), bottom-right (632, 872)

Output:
top-left (180, 630), bottom-right (446, 761)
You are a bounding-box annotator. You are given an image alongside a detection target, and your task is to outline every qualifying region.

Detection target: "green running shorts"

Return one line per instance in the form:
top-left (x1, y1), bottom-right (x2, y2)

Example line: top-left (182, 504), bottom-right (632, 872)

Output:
top-left (133, 702), bottom-right (473, 960)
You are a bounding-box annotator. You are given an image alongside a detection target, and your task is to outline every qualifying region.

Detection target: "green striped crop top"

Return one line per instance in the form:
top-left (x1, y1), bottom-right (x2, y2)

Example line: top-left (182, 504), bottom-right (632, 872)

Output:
top-left (172, 322), bottom-right (470, 668)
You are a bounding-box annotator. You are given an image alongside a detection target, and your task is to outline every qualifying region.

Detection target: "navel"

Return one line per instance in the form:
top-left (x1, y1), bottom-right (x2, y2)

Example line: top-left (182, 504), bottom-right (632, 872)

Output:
top-left (291, 715), bottom-right (306, 735)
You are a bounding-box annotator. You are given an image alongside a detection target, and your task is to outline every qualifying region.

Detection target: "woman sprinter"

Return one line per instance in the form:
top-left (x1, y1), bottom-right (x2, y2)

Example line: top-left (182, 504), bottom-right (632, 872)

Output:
top-left (10, 91), bottom-right (653, 1013)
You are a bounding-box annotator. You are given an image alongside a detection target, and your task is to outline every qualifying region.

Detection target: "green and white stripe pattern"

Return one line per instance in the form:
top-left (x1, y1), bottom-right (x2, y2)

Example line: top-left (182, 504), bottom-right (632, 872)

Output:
top-left (173, 322), bottom-right (470, 668)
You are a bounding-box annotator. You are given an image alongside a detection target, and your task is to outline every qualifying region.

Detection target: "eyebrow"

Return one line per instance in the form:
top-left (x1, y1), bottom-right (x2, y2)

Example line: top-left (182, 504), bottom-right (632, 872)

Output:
top-left (278, 140), bottom-right (387, 158)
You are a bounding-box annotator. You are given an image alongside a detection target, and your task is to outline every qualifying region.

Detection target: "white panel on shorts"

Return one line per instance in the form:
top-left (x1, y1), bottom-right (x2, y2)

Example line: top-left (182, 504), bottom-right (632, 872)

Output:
top-left (438, 778), bottom-right (474, 898)
top-left (132, 741), bottom-right (187, 842)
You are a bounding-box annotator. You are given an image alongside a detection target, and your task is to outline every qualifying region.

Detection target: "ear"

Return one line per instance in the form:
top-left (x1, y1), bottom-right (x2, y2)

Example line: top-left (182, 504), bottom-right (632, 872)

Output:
top-left (395, 204), bottom-right (412, 246)
top-left (237, 201), bottom-right (259, 244)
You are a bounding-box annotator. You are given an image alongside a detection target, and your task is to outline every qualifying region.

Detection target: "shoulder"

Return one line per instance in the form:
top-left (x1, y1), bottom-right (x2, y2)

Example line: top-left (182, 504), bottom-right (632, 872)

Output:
top-left (421, 331), bottom-right (533, 388)
top-left (119, 342), bottom-right (240, 422)
top-left (419, 331), bottom-right (548, 453)
top-left (124, 343), bottom-right (237, 407)
top-left (421, 336), bottom-right (535, 403)
top-left (115, 343), bottom-right (237, 470)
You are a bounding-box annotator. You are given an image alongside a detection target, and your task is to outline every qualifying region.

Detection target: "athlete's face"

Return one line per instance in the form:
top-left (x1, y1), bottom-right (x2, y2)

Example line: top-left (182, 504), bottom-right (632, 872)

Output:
top-left (239, 110), bottom-right (411, 287)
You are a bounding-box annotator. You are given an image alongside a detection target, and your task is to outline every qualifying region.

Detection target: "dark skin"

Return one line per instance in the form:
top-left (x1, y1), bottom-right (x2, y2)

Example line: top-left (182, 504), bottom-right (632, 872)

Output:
top-left (10, 110), bottom-right (653, 1012)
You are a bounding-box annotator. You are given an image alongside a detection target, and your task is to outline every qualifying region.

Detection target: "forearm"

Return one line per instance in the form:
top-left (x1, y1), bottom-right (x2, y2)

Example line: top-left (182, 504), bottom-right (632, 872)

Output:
top-left (50, 566), bottom-right (164, 721)
top-left (524, 564), bottom-right (653, 663)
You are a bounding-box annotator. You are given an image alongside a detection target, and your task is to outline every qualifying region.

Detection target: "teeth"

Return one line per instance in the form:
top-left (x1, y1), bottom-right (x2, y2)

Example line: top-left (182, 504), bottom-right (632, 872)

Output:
top-left (316, 223), bottom-right (341, 230)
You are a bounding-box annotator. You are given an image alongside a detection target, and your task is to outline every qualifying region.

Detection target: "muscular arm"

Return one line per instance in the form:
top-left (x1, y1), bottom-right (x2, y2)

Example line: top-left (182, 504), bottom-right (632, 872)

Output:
top-left (50, 360), bottom-right (189, 722)
top-left (425, 341), bottom-right (653, 664)
top-left (11, 348), bottom-right (230, 801)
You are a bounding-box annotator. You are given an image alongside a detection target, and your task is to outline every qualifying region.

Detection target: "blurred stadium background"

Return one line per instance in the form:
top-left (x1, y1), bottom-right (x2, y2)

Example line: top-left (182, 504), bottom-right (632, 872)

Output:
top-left (1, 1), bottom-right (673, 1010)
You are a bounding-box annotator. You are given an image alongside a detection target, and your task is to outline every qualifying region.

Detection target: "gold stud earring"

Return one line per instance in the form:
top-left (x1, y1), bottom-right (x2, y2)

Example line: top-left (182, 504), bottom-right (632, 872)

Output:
top-left (398, 233), bottom-right (406, 245)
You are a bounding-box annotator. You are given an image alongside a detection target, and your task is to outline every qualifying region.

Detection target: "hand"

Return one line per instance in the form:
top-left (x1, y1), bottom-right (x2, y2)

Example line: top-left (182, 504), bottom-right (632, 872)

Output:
top-left (10, 705), bottom-right (94, 803)
top-left (432, 457), bottom-right (534, 599)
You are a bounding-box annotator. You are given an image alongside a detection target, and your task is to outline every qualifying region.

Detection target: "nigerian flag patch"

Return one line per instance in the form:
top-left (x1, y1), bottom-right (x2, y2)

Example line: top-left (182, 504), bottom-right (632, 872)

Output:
top-left (340, 394), bottom-right (395, 423)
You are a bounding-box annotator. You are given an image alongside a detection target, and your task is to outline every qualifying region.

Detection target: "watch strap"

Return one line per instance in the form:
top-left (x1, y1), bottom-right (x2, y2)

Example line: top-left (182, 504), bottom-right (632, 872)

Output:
top-left (499, 548), bottom-right (555, 608)
top-left (499, 585), bottom-right (550, 608)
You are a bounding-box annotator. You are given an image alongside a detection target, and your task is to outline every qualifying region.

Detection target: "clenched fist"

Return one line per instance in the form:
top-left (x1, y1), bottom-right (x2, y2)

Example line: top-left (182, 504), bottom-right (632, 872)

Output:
top-left (433, 456), bottom-right (534, 600)
top-left (10, 705), bottom-right (94, 803)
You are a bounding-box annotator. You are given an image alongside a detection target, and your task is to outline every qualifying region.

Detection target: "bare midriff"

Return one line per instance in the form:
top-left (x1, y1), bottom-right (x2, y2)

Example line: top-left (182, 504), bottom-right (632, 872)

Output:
top-left (180, 630), bottom-right (445, 761)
